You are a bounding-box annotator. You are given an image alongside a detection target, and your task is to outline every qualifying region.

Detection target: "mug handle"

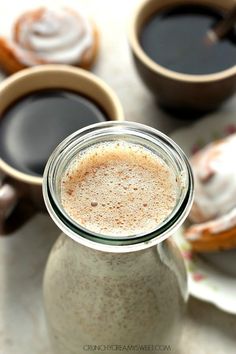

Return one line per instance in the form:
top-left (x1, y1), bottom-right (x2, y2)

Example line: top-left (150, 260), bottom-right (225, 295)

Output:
top-left (0, 181), bottom-right (36, 234)
top-left (0, 183), bottom-right (18, 222)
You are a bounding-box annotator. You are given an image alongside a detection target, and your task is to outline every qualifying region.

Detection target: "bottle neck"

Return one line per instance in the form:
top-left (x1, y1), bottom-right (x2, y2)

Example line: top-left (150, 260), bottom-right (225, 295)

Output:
top-left (58, 233), bottom-right (187, 300)
top-left (61, 232), bottom-right (165, 273)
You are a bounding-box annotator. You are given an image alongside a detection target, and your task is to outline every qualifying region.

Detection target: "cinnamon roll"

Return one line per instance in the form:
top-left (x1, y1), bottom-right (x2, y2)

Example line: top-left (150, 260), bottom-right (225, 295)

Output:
top-left (189, 134), bottom-right (236, 223)
top-left (0, 6), bottom-right (99, 74)
top-left (185, 133), bottom-right (236, 252)
top-left (185, 207), bottom-right (236, 252)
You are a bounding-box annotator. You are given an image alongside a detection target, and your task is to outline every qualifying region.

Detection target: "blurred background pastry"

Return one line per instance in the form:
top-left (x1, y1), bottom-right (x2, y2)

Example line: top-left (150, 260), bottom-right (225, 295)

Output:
top-left (0, 6), bottom-right (99, 74)
top-left (185, 134), bottom-right (236, 252)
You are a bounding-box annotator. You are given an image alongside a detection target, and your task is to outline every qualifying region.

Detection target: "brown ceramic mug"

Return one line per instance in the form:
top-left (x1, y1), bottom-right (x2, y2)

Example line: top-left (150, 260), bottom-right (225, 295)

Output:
top-left (129, 0), bottom-right (236, 111)
top-left (0, 65), bottom-right (124, 234)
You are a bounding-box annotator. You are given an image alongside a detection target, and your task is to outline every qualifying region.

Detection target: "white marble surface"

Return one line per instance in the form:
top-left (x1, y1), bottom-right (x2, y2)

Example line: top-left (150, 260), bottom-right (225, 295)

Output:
top-left (0, 0), bottom-right (236, 353)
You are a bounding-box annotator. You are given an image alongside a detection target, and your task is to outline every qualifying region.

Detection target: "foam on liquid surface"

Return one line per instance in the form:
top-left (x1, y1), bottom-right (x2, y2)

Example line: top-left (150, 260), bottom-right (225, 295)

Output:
top-left (61, 141), bottom-right (178, 236)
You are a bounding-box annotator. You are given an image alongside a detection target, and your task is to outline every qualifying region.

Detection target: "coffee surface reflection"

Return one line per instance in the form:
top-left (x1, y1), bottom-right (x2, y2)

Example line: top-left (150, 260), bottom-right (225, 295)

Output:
top-left (140, 4), bottom-right (236, 75)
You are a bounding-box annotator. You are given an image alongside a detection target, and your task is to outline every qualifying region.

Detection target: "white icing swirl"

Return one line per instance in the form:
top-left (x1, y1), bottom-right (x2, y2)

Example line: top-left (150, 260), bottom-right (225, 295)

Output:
top-left (13, 7), bottom-right (93, 65)
top-left (191, 133), bottom-right (236, 221)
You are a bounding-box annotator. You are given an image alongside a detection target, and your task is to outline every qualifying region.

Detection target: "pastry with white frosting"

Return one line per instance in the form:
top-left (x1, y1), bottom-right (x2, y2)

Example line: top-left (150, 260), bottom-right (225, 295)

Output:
top-left (185, 134), bottom-right (236, 252)
top-left (0, 6), bottom-right (99, 74)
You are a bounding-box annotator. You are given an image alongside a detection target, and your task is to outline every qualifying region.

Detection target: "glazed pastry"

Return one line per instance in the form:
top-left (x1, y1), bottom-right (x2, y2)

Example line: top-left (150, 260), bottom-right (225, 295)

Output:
top-left (185, 207), bottom-right (236, 252)
top-left (185, 133), bottom-right (236, 252)
top-left (0, 6), bottom-right (99, 74)
top-left (189, 134), bottom-right (236, 223)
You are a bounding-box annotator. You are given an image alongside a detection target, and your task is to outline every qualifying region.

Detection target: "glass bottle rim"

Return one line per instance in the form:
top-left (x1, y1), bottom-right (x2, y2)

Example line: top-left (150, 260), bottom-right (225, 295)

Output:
top-left (43, 121), bottom-right (194, 253)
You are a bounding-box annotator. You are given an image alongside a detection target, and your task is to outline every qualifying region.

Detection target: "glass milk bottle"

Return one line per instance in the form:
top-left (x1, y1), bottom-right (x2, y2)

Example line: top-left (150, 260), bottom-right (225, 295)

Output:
top-left (43, 122), bottom-right (193, 354)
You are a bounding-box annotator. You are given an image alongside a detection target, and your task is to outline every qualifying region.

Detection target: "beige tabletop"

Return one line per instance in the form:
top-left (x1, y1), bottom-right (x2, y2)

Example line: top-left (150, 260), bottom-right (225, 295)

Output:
top-left (0, 1), bottom-right (236, 353)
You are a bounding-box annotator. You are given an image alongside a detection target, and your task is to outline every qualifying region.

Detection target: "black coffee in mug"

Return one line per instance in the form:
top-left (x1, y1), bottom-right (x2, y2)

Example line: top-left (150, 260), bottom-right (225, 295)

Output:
top-left (0, 89), bottom-right (107, 176)
top-left (140, 4), bottom-right (236, 75)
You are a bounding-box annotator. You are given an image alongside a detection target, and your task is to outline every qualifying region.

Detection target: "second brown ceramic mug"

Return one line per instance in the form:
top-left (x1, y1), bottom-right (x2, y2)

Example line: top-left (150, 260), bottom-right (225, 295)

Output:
top-left (129, 0), bottom-right (236, 111)
top-left (0, 65), bottom-right (124, 234)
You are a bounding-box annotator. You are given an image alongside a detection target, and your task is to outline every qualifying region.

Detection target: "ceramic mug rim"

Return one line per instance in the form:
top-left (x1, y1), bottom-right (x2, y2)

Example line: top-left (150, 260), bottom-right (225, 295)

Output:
top-left (0, 65), bottom-right (124, 186)
top-left (129, 0), bottom-right (236, 83)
